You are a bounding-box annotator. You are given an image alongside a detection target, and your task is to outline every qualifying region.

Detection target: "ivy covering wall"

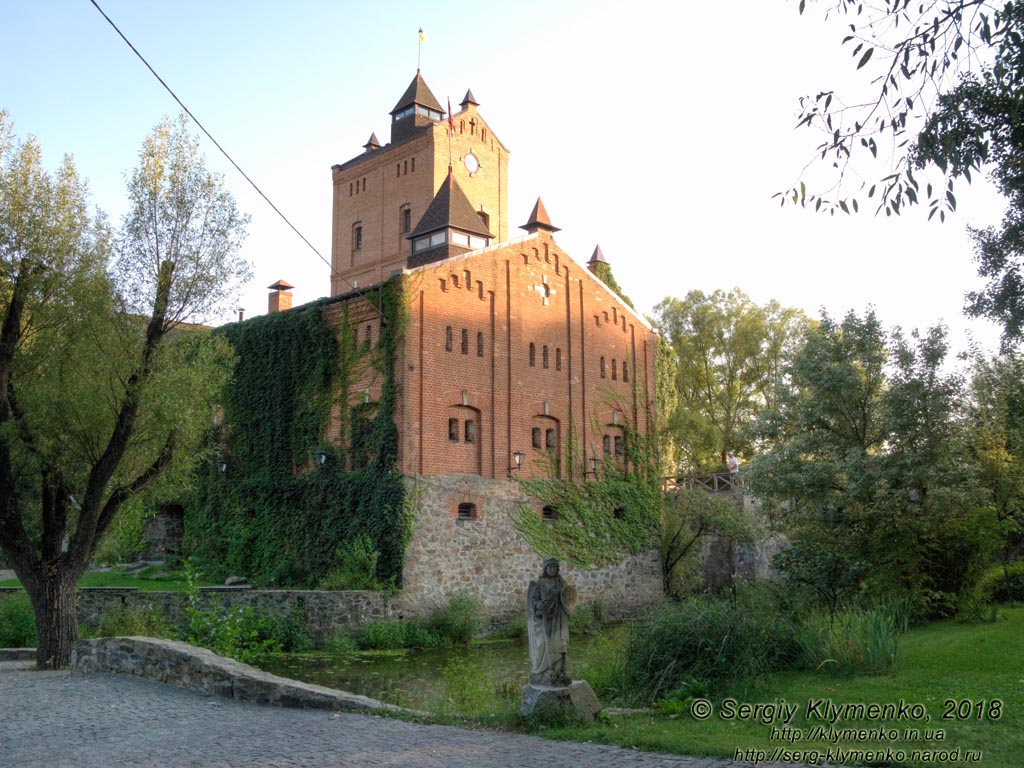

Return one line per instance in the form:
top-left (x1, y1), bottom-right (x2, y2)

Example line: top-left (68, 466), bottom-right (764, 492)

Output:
top-left (184, 281), bottom-right (407, 587)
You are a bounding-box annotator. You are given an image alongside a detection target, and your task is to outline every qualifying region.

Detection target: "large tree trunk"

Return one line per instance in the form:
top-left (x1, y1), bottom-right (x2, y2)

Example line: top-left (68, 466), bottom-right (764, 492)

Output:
top-left (28, 571), bottom-right (80, 670)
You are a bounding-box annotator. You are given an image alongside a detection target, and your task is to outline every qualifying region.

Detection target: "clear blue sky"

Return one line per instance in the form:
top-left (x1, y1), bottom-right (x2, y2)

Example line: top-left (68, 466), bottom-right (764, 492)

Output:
top-left (1, 0), bottom-right (1007, 356)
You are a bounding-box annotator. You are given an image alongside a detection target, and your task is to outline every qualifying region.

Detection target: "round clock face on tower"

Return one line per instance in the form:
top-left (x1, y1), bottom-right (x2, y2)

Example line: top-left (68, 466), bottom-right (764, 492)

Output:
top-left (463, 152), bottom-right (480, 174)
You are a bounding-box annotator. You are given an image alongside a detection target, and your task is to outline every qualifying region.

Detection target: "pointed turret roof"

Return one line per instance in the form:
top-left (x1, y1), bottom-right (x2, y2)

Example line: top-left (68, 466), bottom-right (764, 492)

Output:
top-left (268, 279), bottom-right (294, 291)
top-left (460, 89), bottom-right (479, 108)
top-left (409, 168), bottom-right (493, 240)
top-left (363, 132), bottom-right (381, 151)
top-left (588, 245), bottom-right (607, 265)
top-left (391, 71), bottom-right (445, 116)
top-left (520, 197), bottom-right (561, 233)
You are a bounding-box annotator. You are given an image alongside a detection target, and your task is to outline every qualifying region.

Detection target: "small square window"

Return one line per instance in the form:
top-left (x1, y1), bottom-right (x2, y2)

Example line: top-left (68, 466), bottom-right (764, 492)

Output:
top-left (449, 418), bottom-right (459, 442)
top-left (542, 505), bottom-right (558, 521)
top-left (457, 502), bottom-right (477, 519)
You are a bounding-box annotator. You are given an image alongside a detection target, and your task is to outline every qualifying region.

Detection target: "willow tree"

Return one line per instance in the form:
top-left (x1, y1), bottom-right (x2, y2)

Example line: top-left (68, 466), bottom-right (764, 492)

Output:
top-left (0, 113), bottom-right (249, 667)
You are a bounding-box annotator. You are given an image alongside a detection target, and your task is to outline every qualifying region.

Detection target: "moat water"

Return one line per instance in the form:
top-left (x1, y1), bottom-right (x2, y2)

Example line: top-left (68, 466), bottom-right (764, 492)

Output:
top-left (259, 632), bottom-right (620, 712)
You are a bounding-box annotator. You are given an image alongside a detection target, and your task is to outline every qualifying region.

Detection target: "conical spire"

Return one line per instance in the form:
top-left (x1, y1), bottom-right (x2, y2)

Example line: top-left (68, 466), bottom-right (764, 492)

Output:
top-left (363, 132), bottom-right (381, 152)
top-left (409, 168), bottom-right (493, 240)
top-left (391, 71), bottom-right (444, 115)
top-left (588, 245), bottom-right (607, 265)
top-left (460, 89), bottom-right (479, 108)
top-left (520, 197), bottom-right (561, 234)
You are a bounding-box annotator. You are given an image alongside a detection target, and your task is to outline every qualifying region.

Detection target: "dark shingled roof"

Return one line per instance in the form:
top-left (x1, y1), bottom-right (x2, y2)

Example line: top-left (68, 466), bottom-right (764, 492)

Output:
top-left (268, 279), bottom-right (295, 290)
top-left (520, 197), bottom-right (560, 233)
top-left (588, 245), bottom-right (607, 265)
top-left (391, 72), bottom-right (444, 115)
top-left (408, 169), bottom-right (494, 240)
top-left (460, 89), bottom-right (479, 107)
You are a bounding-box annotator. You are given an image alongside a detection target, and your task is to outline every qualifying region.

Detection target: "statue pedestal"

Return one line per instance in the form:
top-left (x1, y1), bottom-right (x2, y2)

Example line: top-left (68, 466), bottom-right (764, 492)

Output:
top-left (520, 680), bottom-right (601, 720)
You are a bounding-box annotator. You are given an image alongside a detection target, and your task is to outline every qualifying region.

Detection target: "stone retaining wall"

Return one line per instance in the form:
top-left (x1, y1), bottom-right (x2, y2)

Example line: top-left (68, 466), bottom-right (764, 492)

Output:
top-left (74, 589), bottom-right (401, 644)
top-left (70, 636), bottom-right (397, 712)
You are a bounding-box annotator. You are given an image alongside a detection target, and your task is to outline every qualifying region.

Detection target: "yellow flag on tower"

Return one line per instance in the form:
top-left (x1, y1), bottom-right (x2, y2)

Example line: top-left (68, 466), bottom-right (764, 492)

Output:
top-left (418, 28), bottom-right (425, 42)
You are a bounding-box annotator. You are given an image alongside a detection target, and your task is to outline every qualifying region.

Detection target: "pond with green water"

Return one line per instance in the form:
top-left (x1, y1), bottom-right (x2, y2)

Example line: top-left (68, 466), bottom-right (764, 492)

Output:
top-left (258, 632), bottom-right (622, 714)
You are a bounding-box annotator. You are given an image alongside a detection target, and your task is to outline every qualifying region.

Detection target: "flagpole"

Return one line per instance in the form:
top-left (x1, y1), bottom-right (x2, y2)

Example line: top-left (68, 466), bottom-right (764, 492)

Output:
top-left (447, 97), bottom-right (454, 170)
top-left (417, 28), bottom-right (423, 71)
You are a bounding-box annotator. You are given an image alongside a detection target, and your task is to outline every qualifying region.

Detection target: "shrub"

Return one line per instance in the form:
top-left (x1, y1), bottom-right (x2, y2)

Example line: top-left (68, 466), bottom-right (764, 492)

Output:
top-left (94, 604), bottom-right (172, 639)
top-left (569, 598), bottom-right (608, 637)
top-left (975, 560), bottom-right (1024, 604)
top-left (621, 590), bottom-right (802, 703)
top-left (318, 534), bottom-right (387, 591)
top-left (357, 619), bottom-right (409, 650)
top-left (323, 631), bottom-right (358, 654)
top-left (0, 591), bottom-right (35, 648)
top-left (798, 606), bottom-right (899, 675)
top-left (425, 592), bottom-right (484, 645)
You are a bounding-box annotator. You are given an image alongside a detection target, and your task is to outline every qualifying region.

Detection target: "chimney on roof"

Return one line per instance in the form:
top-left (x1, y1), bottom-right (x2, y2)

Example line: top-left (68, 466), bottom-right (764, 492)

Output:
top-left (268, 280), bottom-right (294, 314)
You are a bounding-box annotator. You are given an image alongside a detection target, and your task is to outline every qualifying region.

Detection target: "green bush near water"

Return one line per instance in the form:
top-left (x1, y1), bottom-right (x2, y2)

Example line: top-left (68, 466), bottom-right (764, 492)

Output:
top-left (356, 593), bottom-right (485, 650)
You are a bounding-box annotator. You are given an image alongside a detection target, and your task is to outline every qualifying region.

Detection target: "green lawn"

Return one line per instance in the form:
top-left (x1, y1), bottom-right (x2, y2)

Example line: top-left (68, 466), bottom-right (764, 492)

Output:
top-left (0, 566), bottom-right (208, 592)
top-left (540, 608), bottom-right (1024, 768)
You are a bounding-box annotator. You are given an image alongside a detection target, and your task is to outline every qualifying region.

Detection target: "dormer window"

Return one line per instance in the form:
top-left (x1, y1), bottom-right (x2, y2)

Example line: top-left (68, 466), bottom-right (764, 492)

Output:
top-left (394, 106), bottom-right (414, 121)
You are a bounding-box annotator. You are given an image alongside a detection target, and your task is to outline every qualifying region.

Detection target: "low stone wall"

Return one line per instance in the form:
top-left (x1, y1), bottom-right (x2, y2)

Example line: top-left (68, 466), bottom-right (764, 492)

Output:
top-left (75, 589), bottom-right (401, 644)
top-left (400, 474), bottom-right (664, 620)
top-left (70, 636), bottom-right (397, 712)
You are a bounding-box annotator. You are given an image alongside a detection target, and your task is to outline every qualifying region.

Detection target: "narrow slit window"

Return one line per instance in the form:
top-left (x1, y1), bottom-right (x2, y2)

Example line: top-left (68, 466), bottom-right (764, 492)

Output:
top-left (555, 348), bottom-right (562, 371)
top-left (529, 343), bottom-right (536, 367)
top-left (477, 332), bottom-right (484, 357)
top-left (611, 359), bottom-right (617, 381)
top-left (532, 428), bottom-right (542, 450)
top-left (445, 326), bottom-right (453, 352)
top-left (623, 361), bottom-right (629, 382)
top-left (464, 419), bottom-right (476, 444)
top-left (461, 329), bottom-right (469, 354)
top-left (542, 345), bottom-right (549, 369)
top-left (449, 418), bottom-right (460, 442)
top-left (600, 356), bottom-right (606, 378)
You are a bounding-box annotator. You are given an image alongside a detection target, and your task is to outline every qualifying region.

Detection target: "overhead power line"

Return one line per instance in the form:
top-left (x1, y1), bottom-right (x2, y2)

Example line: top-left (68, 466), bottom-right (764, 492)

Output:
top-left (88, 0), bottom-right (332, 272)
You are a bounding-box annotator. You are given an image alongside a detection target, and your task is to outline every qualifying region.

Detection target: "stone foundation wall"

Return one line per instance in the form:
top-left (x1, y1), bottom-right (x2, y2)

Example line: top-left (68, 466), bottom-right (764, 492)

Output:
top-left (398, 474), bottom-right (663, 620)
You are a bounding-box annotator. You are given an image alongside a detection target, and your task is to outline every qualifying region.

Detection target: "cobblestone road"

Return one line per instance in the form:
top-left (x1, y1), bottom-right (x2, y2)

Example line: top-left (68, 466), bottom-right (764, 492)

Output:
top-left (0, 663), bottom-right (814, 768)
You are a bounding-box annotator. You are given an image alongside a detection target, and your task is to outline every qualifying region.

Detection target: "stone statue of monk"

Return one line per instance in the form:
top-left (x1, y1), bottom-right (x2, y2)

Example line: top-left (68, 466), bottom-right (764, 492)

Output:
top-left (527, 557), bottom-right (577, 686)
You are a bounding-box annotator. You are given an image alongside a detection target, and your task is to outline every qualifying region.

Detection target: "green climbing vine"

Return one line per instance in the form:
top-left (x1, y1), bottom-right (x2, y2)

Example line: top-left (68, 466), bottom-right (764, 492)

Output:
top-left (513, 400), bottom-right (661, 568)
top-left (184, 279), bottom-right (408, 587)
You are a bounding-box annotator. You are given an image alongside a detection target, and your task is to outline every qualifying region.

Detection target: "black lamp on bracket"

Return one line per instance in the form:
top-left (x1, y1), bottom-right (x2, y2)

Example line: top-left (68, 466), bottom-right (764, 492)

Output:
top-left (313, 449), bottom-right (328, 467)
top-left (217, 459), bottom-right (228, 475)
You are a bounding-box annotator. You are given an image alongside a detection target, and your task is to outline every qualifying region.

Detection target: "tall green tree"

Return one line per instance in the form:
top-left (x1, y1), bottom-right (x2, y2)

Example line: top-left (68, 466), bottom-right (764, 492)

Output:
top-left (968, 353), bottom-right (1024, 572)
top-left (0, 113), bottom-right (248, 667)
top-left (784, 1), bottom-right (1024, 346)
top-left (749, 310), bottom-right (990, 613)
top-left (652, 289), bottom-right (809, 473)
